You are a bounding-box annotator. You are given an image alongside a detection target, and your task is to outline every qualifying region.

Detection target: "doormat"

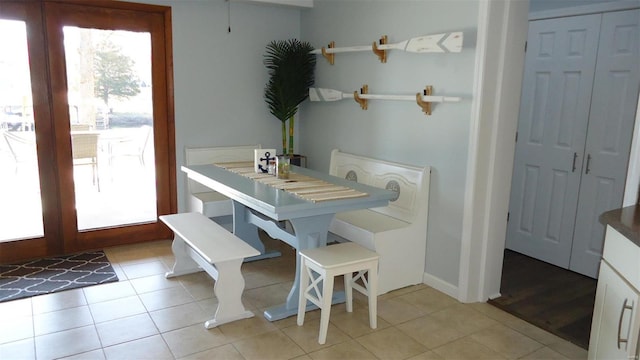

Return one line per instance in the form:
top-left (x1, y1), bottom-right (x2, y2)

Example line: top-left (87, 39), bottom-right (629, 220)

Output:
top-left (0, 251), bottom-right (118, 303)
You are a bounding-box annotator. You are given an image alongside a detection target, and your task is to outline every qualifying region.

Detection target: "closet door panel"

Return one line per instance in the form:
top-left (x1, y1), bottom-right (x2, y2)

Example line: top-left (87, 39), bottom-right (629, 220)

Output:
top-left (570, 9), bottom-right (640, 277)
top-left (506, 14), bottom-right (601, 267)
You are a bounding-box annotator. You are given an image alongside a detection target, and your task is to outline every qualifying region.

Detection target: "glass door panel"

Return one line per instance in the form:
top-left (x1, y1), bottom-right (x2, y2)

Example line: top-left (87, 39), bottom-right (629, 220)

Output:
top-left (63, 27), bottom-right (157, 231)
top-left (0, 19), bottom-right (43, 241)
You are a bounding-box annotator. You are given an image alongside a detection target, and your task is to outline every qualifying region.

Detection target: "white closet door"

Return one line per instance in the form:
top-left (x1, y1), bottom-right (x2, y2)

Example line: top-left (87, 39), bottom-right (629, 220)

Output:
top-left (506, 14), bottom-right (601, 267)
top-left (570, 9), bottom-right (640, 278)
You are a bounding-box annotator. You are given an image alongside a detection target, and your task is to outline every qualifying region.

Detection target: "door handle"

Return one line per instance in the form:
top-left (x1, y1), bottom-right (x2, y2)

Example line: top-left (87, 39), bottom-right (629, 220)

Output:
top-left (585, 154), bottom-right (592, 174)
top-left (572, 152), bottom-right (578, 172)
top-left (617, 298), bottom-right (633, 350)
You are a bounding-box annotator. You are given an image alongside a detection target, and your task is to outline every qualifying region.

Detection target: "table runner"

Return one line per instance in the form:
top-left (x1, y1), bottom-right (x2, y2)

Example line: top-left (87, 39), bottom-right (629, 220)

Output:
top-left (214, 161), bottom-right (368, 202)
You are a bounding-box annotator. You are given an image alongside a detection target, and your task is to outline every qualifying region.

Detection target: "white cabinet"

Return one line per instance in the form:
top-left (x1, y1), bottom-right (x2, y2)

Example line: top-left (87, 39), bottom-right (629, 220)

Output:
top-left (589, 226), bottom-right (640, 359)
top-left (589, 262), bottom-right (640, 359)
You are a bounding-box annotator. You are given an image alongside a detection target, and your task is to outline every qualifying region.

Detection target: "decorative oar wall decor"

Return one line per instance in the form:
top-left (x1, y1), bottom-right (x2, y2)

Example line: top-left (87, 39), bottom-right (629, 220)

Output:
top-left (310, 32), bottom-right (463, 64)
top-left (309, 85), bottom-right (461, 115)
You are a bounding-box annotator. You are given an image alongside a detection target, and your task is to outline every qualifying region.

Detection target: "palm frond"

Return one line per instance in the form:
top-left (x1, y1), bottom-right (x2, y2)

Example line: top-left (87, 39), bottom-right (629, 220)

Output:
top-left (263, 39), bottom-right (316, 122)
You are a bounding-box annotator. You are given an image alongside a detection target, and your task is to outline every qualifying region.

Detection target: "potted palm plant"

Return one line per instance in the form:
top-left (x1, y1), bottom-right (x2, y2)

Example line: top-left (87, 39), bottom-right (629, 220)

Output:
top-left (263, 39), bottom-right (316, 162)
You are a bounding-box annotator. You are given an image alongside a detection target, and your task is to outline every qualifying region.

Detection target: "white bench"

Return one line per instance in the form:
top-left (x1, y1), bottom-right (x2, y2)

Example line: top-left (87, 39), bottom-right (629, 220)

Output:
top-left (185, 145), bottom-right (260, 221)
top-left (161, 212), bottom-right (260, 328)
top-left (328, 149), bottom-right (430, 294)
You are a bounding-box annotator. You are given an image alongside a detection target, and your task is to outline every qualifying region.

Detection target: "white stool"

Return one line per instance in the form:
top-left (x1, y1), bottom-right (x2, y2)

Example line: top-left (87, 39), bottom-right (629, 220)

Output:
top-left (297, 242), bottom-right (380, 344)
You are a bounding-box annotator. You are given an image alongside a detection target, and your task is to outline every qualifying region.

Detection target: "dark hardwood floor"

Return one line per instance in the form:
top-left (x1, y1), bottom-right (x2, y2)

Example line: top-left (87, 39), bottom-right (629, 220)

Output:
top-left (488, 249), bottom-right (597, 350)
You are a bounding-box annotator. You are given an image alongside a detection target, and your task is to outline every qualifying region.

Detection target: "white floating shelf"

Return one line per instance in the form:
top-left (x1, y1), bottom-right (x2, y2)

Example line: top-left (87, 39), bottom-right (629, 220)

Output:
top-left (309, 85), bottom-right (461, 116)
top-left (311, 32), bottom-right (463, 64)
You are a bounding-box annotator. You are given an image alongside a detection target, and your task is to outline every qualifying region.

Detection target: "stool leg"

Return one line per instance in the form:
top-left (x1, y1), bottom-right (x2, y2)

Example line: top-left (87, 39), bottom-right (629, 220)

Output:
top-left (344, 272), bottom-right (353, 313)
top-left (368, 267), bottom-right (378, 329)
top-left (318, 273), bottom-right (334, 345)
top-left (297, 257), bottom-right (309, 326)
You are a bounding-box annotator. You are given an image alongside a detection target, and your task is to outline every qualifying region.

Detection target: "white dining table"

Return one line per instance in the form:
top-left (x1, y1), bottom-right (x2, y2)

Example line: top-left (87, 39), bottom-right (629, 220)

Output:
top-left (181, 163), bottom-right (397, 321)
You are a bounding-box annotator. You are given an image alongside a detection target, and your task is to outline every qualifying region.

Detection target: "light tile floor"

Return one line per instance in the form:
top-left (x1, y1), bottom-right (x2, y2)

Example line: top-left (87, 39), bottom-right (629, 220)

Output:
top-left (0, 235), bottom-right (589, 360)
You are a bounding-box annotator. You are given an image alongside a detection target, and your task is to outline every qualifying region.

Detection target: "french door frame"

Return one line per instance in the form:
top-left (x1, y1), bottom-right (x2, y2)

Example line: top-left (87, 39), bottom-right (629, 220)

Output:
top-left (0, 0), bottom-right (176, 263)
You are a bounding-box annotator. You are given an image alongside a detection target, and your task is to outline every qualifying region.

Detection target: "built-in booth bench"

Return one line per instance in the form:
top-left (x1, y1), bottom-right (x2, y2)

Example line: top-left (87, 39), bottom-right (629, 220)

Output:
top-left (185, 145), bottom-right (261, 224)
top-left (328, 149), bottom-right (431, 294)
top-left (184, 144), bottom-right (281, 261)
top-left (161, 212), bottom-right (259, 328)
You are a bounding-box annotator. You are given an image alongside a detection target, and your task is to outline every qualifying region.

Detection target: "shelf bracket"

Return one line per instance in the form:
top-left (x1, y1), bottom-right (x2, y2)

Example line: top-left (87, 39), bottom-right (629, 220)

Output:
top-left (321, 41), bottom-right (336, 65)
top-left (416, 85), bottom-right (433, 116)
top-left (353, 84), bottom-right (369, 110)
top-left (372, 35), bottom-right (388, 63)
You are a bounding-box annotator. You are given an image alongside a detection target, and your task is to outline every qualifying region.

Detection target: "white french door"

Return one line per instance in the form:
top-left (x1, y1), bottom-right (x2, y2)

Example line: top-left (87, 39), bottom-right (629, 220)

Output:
top-left (506, 9), bottom-right (639, 278)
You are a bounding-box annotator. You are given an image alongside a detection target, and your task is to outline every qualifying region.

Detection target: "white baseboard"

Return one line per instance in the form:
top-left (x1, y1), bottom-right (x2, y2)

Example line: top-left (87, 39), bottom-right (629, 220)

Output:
top-left (422, 272), bottom-right (458, 300)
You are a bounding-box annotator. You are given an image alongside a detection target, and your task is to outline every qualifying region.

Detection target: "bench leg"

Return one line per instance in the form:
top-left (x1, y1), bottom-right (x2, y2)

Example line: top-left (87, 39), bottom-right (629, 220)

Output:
top-left (165, 235), bottom-right (201, 278)
top-left (204, 258), bottom-right (254, 329)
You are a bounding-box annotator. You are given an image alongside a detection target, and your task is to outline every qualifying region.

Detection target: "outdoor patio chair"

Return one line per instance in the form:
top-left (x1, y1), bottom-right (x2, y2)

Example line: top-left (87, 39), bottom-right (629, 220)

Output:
top-left (72, 132), bottom-right (100, 191)
top-left (108, 125), bottom-right (151, 166)
top-left (71, 123), bottom-right (93, 131)
top-left (2, 131), bottom-right (37, 173)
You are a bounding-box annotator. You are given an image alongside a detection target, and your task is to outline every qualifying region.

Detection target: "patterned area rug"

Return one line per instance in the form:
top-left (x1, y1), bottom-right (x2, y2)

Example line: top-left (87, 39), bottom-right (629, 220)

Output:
top-left (0, 251), bottom-right (118, 303)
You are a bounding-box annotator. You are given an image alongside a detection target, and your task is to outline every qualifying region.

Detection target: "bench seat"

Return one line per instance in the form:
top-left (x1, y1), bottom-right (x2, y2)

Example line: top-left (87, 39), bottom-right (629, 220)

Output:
top-left (162, 212), bottom-right (259, 328)
top-left (332, 210), bottom-right (410, 244)
top-left (190, 191), bottom-right (232, 217)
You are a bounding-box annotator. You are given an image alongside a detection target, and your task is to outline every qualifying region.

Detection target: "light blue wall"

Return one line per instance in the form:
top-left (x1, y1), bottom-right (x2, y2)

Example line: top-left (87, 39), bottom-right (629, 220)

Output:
top-left (169, 1), bottom-right (298, 149)
top-left (299, 0), bottom-right (479, 286)
top-left (137, 0), bottom-right (301, 210)
top-left (137, 0), bottom-right (480, 288)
